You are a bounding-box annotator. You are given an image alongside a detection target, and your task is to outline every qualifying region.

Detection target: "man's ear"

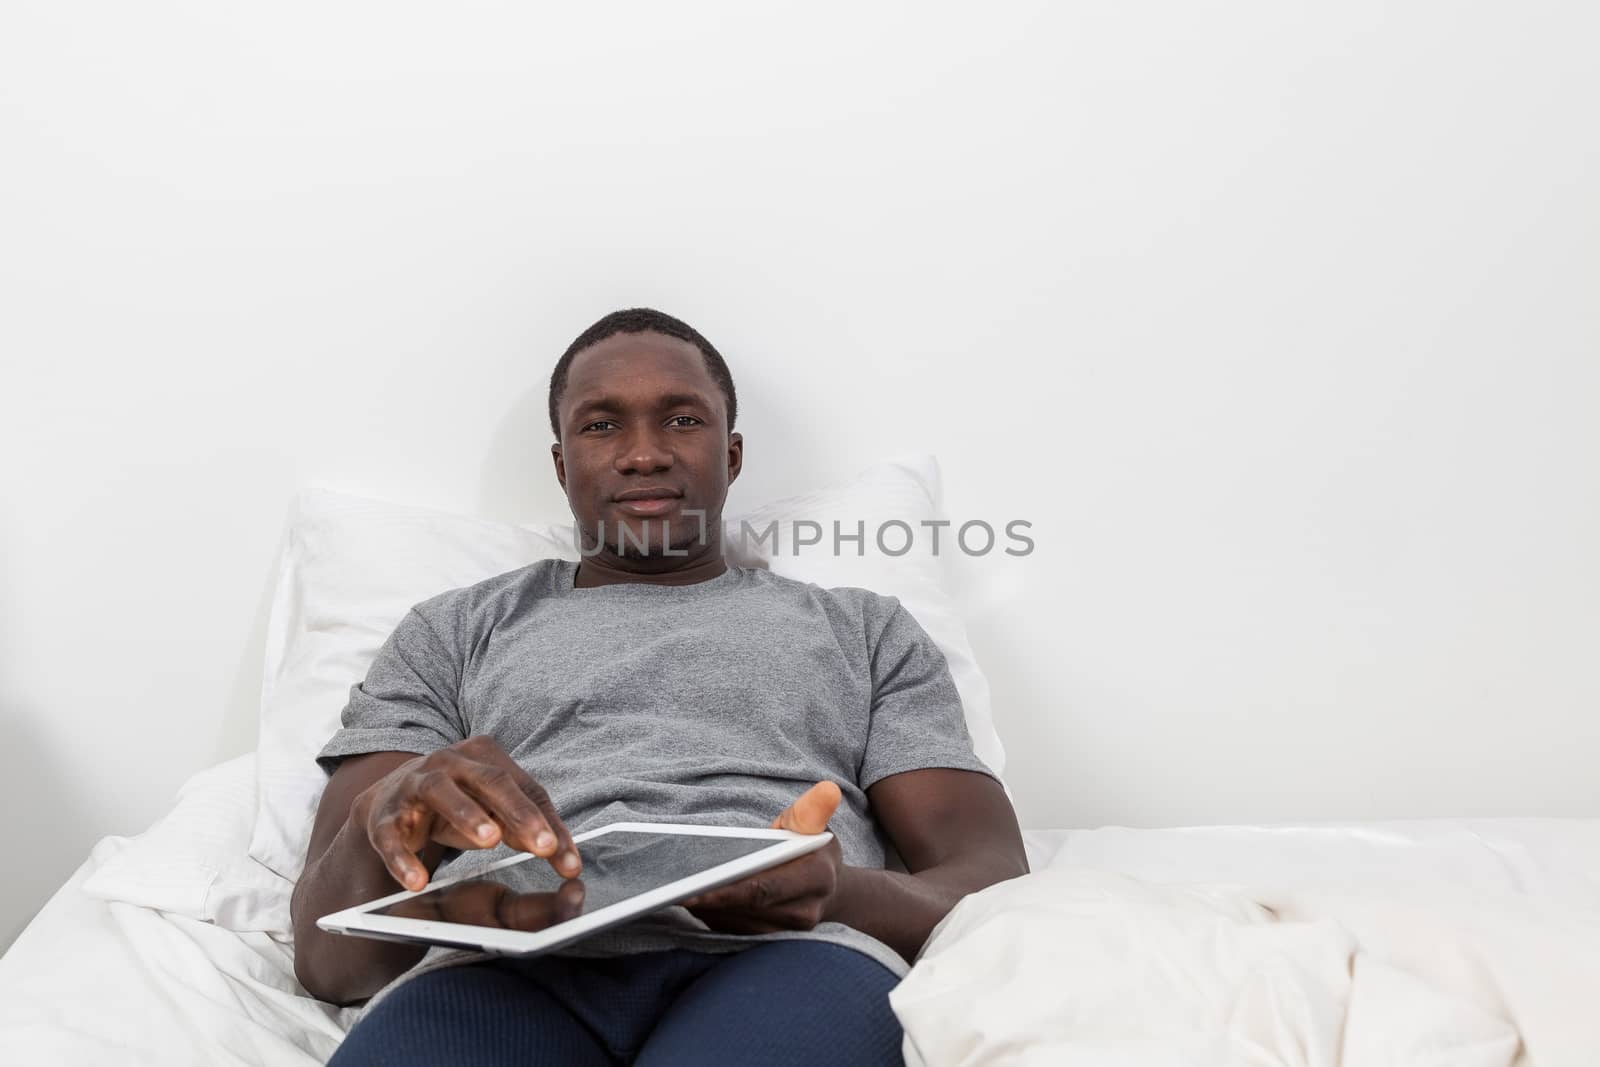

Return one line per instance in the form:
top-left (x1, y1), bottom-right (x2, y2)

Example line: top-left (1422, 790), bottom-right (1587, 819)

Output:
top-left (551, 442), bottom-right (567, 492)
top-left (726, 431), bottom-right (743, 485)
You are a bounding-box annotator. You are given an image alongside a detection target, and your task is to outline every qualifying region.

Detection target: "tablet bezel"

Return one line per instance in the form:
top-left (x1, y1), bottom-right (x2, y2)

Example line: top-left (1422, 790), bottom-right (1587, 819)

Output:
top-left (316, 822), bottom-right (834, 957)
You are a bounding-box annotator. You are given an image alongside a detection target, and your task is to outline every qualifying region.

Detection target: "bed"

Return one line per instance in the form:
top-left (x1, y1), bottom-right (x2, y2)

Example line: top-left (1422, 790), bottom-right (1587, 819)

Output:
top-left (2, 752), bottom-right (1596, 1065)
top-left (4, 468), bottom-right (1598, 1064)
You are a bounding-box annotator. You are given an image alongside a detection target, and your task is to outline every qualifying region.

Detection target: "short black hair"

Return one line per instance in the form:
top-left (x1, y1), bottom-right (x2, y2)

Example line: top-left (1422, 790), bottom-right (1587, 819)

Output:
top-left (548, 308), bottom-right (737, 438)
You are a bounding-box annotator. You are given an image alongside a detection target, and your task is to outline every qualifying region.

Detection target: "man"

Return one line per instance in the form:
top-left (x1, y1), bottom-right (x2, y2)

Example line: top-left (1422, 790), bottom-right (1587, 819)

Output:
top-left (290, 308), bottom-right (1028, 1065)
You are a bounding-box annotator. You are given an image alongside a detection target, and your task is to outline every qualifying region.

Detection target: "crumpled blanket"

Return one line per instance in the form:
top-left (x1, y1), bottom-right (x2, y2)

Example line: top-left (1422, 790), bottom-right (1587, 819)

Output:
top-left (891, 866), bottom-right (1600, 1067)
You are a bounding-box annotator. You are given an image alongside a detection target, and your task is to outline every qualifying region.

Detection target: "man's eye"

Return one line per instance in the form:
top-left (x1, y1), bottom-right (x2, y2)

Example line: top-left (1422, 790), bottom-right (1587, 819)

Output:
top-left (582, 420), bottom-right (617, 432)
top-left (668, 416), bottom-right (702, 428)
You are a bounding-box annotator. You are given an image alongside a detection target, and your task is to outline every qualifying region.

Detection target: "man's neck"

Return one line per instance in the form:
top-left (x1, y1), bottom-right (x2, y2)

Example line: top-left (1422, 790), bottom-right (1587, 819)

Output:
top-left (572, 547), bottom-right (729, 588)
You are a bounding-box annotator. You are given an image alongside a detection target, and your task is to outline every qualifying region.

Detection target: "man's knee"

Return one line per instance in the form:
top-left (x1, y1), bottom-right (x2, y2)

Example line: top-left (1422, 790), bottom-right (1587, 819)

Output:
top-left (328, 963), bottom-right (608, 1067)
top-left (638, 942), bottom-right (904, 1066)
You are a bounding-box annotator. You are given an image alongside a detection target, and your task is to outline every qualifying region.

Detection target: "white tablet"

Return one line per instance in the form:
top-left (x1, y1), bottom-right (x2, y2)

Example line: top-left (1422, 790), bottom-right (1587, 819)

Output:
top-left (317, 822), bottom-right (833, 957)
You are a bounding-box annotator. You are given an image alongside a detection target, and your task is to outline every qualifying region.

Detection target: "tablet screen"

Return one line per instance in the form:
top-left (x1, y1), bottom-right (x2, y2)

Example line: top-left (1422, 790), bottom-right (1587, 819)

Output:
top-left (368, 830), bottom-right (774, 931)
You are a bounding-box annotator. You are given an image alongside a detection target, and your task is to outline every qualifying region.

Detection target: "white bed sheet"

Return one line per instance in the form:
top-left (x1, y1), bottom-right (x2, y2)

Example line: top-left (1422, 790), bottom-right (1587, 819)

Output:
top-left (4, 820), bottom-right (1596, 1065)
top-left (0, 836), bottom-right (355, 1066)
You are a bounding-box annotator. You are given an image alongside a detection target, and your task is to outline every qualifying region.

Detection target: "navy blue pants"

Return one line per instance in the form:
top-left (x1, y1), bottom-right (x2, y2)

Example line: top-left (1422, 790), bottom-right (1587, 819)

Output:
top-left (327, 940), bottom-right (905, 1066)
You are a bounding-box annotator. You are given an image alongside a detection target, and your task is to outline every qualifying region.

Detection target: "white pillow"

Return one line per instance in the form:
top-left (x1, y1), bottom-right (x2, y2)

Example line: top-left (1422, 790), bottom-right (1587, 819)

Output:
top-left (82, 754), bottom-right (294, 935)
top-left (249, 454), bottom-right (1007, 880)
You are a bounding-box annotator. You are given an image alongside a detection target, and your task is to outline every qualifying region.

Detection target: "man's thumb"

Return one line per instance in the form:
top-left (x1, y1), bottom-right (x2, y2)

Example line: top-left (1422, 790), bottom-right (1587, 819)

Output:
top-left (771, 780), bottom-right (841, 834)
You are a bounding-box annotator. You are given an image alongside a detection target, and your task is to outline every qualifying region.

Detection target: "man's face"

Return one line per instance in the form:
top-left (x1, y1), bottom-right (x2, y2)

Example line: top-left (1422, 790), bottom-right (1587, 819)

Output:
top-left (552, 331), bottom-right (742, 559)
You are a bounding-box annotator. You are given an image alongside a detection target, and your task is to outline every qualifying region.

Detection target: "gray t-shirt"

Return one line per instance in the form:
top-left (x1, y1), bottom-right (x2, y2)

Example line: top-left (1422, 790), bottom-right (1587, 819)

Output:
top-left (316, 558), bottom-right (995, 1014)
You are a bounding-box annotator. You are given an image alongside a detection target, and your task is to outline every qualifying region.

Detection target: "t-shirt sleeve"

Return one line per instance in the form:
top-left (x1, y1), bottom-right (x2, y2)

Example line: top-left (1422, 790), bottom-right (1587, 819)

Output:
top-left (315, 606), bottom-right (469, 774)
top-left (858, 597), bottom-right (998, 790)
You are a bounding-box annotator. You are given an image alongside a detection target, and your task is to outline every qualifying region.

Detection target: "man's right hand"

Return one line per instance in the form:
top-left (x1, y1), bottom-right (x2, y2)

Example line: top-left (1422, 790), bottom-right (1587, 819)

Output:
top-left (350, 735), bottom-right (582, 891)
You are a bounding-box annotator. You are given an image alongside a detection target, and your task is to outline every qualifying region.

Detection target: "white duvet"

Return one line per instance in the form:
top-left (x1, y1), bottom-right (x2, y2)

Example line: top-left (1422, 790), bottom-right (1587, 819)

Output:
top-left (892, 864), bottom-right (1600, 1067)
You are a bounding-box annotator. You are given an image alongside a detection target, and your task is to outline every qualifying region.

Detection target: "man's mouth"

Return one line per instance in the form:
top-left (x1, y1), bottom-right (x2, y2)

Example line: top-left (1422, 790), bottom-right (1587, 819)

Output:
top-left (612, 487), bottom-right (683, 516)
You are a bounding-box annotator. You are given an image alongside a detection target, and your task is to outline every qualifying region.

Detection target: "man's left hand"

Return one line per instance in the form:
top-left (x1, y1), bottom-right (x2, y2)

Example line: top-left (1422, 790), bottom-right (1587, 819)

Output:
top-left (680, 781), bottom-right (845, 934)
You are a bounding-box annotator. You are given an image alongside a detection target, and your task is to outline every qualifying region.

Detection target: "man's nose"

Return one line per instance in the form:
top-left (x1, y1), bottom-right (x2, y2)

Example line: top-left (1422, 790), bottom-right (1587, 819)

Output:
top-left (614, 428), bottom-right (674, 475)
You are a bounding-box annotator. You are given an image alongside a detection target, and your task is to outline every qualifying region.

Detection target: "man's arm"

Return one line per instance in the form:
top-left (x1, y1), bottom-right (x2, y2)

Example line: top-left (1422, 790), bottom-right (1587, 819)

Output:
top-left (290, 751), bottom-right (442, 1005)
top-left (683, 768), bottom-right (1028, 962)
top-left (290, 738), bottom-right (581, 1006)
top-left (823, 767), bottom-right (1028, 962)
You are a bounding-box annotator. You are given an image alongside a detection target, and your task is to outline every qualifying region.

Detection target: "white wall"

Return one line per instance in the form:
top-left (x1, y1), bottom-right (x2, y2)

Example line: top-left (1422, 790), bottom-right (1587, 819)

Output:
top-left (3, 1), bottom-right (1596, 949)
